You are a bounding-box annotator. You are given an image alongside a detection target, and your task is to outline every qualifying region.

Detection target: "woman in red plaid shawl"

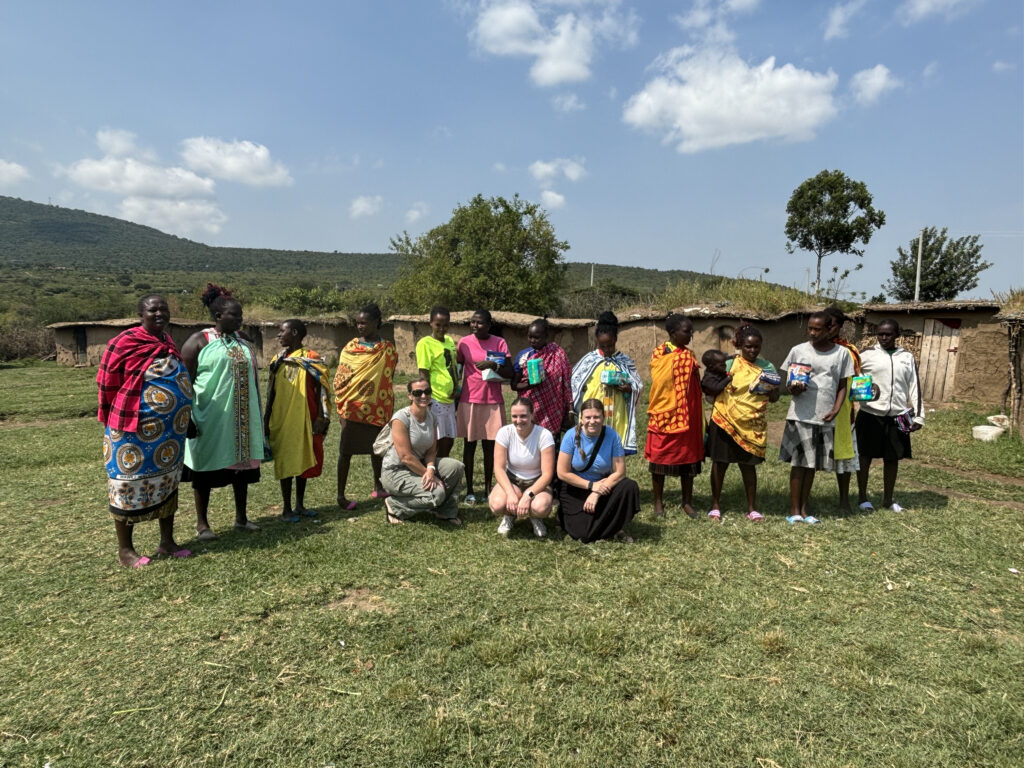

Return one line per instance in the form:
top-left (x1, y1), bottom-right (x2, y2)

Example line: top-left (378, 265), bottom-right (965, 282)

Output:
top-left (510, 318), bottom-right (574, 441)
top-left (97, 295), bottom-right (193, 568)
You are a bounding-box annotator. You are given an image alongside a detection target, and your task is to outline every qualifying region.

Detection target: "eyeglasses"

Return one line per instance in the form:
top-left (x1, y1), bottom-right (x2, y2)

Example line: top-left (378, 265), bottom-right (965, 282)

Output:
top-left (411, 388), bottom-right (432, 398)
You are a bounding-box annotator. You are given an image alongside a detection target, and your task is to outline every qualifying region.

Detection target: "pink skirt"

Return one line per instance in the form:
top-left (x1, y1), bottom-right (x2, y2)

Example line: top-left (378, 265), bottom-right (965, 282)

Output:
top-left (456, 401), bottom-right (506, 441)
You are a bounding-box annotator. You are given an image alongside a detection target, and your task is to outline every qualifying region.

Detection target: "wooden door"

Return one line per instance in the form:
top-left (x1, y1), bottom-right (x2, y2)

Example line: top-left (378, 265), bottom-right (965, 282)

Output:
top-left (919, 318), bottom-right (961, 402)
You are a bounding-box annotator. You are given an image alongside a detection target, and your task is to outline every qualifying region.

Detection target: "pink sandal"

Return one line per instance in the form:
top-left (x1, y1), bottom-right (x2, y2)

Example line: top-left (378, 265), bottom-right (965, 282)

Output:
top-left (707, 509), bottom-right (722, 521)
top-left (746, 511), bottom-right (764, 522)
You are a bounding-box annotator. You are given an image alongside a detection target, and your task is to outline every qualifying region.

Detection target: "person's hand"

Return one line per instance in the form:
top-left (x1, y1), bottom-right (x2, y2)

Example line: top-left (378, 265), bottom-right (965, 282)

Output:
top-left (474, 360), bottom-right (495, 371)
top-left (515, 493), bottom-right (532, 519)
top-left (421, 467), bottom-right (441, 491)
top-left (910, 423), bottom-right (923, 432)
top-left (312, 416), bottom-right (330, 435)
top-left (870, 384), bottom-right (881, 401)
top-left (583, 492), bottom-right (600, 513)
top-left (592, 479), bottom-right (612, 496)
top-left (822, 408), bottom-right (838, 423)
top-left (505, 486), bottom-right (522, 514)
top-left (789, 382), bottom-right (807, 395)
top-left (616, 382), bottom-right (632, 393)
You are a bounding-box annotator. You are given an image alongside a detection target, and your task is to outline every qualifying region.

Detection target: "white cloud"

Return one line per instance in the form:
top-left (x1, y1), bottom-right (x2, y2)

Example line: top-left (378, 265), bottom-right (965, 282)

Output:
top-left (623, 46), bottom-right (838, 153)
top-left (63, 156), bottom-right (215, 198)
top-left (676, 0), bottom-right (759, 35)
top-left (181, 137), bottom-right (292, 187)
top-left (897, 0), bottom-right (976, 25)
top-left (850, 64), bottom-right (901, 105)
top-left (493, 161), bottom-right (507, 172)
top-left (405, 201), bottom-right (429, 224)
top-left (0, 159), bottom-right (30, 188)
top-left (824, 0), bottom-right (867, 40)
top-left (119, 196), bottom-right (226, 236)
top-left (922, 60), bottom-right (939, 78)
top-left (471, 0), bottom-right (639, 87)
top-left (350, 195), bottom-right (383, 219)
top-left (993, 60), bottom-right (1016, 73)
top-left (541, 189), bottom-right (566, 209)
top-left (552, 92), bottom-right (586, 111)
top-left (529, 157), bottom-right (587, 187)
top-left (96, 128), bottom-right (143, 158)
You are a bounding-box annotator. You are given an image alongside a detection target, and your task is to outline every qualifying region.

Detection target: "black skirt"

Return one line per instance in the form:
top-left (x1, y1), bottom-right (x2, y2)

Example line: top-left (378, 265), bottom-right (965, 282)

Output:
top-left (182, 465), bottom-right (261, 489)
top-left (705, 421), bottom-right (764, 466)
top-left (558, 479), bottom-right (640, 543)
top-left (855, 411), bottom-right (912, 462)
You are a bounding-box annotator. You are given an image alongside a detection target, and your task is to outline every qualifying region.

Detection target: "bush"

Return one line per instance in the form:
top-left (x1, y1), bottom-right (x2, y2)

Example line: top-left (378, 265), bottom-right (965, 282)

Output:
top-left (0, 321), bottom-right (55, 361)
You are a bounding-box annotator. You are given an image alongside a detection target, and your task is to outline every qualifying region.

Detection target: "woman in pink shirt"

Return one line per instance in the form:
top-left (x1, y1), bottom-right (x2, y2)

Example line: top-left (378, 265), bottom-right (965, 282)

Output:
top-left (456, 309), bottom-right (514, 504)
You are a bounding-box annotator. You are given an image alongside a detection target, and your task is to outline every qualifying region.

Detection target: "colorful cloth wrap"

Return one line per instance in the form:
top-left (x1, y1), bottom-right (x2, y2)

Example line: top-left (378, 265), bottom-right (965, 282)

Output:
top-left (97, 326), bottom-right (183, 432)
top-left (334, 338), bottom-right (397, 427)
top-left (833, 338), bottom-right (862, 461)
top-left (645, 342), bottom-right (704, 466)
top-left (103, 355), bottom-right (193, 522)
top-left (570, 349), bottom-right (644, 455)
top-left (184, 330), bottom-right (266, 473)
top-left (266, 347), bottom-right (331, 481)
top-left (513, 343), bottom-right (573, 437)
top-left (711, 355), bottom-right (775, 459)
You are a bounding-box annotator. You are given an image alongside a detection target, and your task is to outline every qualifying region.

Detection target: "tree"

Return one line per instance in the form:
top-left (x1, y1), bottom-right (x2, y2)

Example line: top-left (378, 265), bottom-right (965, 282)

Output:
top-left (784, 169), bottom-right (886, 296)
top-left (390, 194), bottom-right (568, 314)
top-left (883, 227), bottom-right (990, 302)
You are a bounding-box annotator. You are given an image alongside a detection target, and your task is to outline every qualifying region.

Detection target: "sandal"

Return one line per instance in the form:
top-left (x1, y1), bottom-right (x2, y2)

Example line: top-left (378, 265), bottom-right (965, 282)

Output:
top-left (859, 501), bottom-right (875, 511)
top-left (279, 513), bottom-right (301, 523)
top-left (384, 498), bottom-right (404, 524)
top-left (233, 521), bottom-right (261, 532)
top-left (786, 515), bottom-right (804, 524)
top-left (463, 494), bottom-right (477, 507)
top-left (196, 528), bottom-right (218, 542)
top-left (803, 516), bottom-right (820, 525)
top-left (707, 509), bottom-right (722, 521)
top-left (746, 511), bottom-right (764, 522)
top-left (614, 531), bottom-right (634, 543)
top-left (154, 547), bottom-right (192, 558)
top-left (370, 490), bottom-right (390, 500)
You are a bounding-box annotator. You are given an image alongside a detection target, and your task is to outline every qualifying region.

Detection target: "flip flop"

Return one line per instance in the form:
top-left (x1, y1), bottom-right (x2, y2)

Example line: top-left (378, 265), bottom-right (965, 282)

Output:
top-left (280, 513), bottom-right (301, 523)
top-left (130, 556), bottom-right (151, 569)
top-left (370, 490), bottom-right (390, 500)
top-left (196, 528), bottom-right (218, 542)
top-left (233, 521), bottom-right (261, 532)
top-left (803, 516), bottom-right (820, 525)
top-left (786, 515), bottom-right (804, 524)
top-left (299, 507), bottom-right (319, 517)
top-left (889, 503), bottom-right (904, 512)
top-left (384, 498), bottom-right (404, 524)
top-left (746, 511), bottom-right (764, 522)
top-left (707, 509), bottom-right (722, 521)
top-left (859, 501), bottom-right (875, 511)
top-left (463, 494), bottom-right (477, 506)
top-left (338, 501), bottom-right (357, 511)
top-left (154, 547), bottom-right (192, 558)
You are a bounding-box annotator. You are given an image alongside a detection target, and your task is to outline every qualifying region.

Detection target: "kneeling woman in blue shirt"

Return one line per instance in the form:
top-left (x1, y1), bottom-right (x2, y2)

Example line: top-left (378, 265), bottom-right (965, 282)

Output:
top-left (557, 398), bottom-right (640, 543)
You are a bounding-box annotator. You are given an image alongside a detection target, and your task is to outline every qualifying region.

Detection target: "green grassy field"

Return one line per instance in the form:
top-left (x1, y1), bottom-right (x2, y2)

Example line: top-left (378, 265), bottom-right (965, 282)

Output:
top-left (1, 363), bottom-right (1021, 767)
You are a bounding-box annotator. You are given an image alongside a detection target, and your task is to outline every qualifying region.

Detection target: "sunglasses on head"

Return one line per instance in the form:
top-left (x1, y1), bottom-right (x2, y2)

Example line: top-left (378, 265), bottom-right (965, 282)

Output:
top-left (411, 388), bottom-right (432, 397)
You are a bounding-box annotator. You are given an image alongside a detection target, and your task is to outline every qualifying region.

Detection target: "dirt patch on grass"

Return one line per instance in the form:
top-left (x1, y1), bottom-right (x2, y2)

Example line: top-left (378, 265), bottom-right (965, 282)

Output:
top-left (900, 480), bottom-right (1024, 513)
top-left (912, 460), bottom-right (1024, 488)
top-left (326, 588), bottom-right (393, 614)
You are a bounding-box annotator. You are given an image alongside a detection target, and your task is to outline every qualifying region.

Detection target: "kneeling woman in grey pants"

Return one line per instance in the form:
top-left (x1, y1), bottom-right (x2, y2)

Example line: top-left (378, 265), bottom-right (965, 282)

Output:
top-left (382, 377), bottom-right (464, 525)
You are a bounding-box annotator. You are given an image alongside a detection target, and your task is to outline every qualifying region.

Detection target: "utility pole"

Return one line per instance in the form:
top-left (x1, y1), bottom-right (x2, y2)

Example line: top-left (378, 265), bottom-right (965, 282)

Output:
top-left (590, 263), bottom-right (594, 287)
top-left (913, 228), bottom-right (924, 302)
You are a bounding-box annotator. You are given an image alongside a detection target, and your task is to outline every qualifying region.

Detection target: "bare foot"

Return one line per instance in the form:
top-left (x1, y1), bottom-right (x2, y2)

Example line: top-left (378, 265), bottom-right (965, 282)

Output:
top-left (683, 504), bottom-right (698, 519)
top-left (652, 502), bottom-right (666, 517)
top-left (118, 548), bottom-right (145, 567)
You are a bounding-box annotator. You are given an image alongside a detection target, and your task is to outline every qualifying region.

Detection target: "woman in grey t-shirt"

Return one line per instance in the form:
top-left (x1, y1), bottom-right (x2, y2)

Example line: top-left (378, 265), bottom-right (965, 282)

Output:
top-left (381, 377), bottom-right (464, 524)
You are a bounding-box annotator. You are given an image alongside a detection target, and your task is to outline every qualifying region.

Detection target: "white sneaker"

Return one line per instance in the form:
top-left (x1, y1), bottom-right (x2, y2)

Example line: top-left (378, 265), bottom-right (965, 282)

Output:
top-left (531, 518), bottom-right (548, 538)
top-left (497, 515), bottom-right (514, 536)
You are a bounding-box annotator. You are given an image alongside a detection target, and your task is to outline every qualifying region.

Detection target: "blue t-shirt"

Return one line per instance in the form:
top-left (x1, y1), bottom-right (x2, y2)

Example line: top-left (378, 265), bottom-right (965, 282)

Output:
top-left (558, 427), bottom-right (624, 482)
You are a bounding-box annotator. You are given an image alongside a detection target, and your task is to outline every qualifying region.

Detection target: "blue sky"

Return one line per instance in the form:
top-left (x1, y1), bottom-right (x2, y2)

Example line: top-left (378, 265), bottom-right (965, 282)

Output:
top-left (1, 0), bottom-right (1021, 300)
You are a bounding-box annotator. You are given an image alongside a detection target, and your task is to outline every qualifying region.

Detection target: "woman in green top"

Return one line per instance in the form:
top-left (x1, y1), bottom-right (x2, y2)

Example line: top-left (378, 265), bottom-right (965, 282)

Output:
top-left (182, 284), bottom-right (267, 541)
top-left (415, 305), bottom-right (459, 459)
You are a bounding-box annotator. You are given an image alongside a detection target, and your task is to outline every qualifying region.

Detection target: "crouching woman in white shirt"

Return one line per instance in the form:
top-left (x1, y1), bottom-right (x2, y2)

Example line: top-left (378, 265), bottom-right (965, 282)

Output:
top-left (489, 397), bottom-right (556, 538)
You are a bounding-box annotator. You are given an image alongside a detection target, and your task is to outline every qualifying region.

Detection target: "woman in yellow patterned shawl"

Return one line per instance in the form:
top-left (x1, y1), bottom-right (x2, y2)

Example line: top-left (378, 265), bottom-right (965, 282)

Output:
top-left (334, 303), bottom-right (398, 509)
top-left (706, 325), bottom-right (780, 521)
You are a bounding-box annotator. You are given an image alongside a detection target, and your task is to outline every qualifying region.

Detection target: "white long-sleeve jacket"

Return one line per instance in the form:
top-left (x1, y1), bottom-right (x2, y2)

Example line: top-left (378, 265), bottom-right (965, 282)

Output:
top-left (859, 345), bottom-right (925, 426)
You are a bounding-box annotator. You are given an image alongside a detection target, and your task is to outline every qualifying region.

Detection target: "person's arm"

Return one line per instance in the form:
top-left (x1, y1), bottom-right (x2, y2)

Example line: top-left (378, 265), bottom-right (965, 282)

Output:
top-left (907, 355), bottom-right (924, 430)
top-left (823, 378), bottom-right (847, 422)
top-left (530, 445), bottom-right (556, 495)
top-left (492, 439), bottom-right (515, 496)
top-left (593, 456), bottom-right (627, 496)
top-left (180, 332), bottom-right (206, 381)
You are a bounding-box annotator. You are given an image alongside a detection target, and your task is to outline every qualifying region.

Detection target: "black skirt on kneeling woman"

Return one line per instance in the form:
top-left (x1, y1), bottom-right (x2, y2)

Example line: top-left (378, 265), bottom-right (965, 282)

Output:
top-left (558, 479), bottom-right (640, 543)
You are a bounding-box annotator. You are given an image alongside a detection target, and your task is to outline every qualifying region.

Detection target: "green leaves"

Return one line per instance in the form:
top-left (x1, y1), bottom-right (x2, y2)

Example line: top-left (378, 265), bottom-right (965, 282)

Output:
top-left (885, 226), bottom-right (990, 302)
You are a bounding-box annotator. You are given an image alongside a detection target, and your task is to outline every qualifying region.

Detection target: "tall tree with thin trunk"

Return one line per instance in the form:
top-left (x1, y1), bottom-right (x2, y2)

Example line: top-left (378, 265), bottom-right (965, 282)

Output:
top-left (784, 169), bottom-right (886, 296)
top-left (884, 227), bottom-right (990, 301)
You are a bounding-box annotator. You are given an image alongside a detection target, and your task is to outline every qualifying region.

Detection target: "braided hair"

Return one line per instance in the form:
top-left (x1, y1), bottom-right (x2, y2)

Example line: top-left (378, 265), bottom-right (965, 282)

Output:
top-left (200, 283), bottom-right (235, 317)
top-left (595, 311), bottom-right (619, 340)
top-left (575, 397), bottom-right (604, 460)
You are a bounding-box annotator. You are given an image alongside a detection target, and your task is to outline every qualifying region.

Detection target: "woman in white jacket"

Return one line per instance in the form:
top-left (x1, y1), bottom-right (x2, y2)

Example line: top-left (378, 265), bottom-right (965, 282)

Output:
top-left (855, 320), bottom-right (924, 512)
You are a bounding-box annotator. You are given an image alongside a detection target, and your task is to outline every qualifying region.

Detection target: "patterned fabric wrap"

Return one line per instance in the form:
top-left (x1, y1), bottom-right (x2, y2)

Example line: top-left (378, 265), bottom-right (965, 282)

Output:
top-left (104, 355), bottom-right (193, 522)
top-left (333, 338), bottom-right (397, 427)
top-left (570, 349), bottom-right (644, 455)
top-left (833, 338), bottom-right (862, 462)
top-left (513, 343), bottom-right (573, 437)
top-left (711, 355), bottom-right (772, 458)
top-left (97, 326), bottom-right (182, 433)
top-left (266, 347), bottom-right (331, 481)
top-left (184, 330), bottom-right (266, 473)
top-left (647, 342), bottom-right (697, 434)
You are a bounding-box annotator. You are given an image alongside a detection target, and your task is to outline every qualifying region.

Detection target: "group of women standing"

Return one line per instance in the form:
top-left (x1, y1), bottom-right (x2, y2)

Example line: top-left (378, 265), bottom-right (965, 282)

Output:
top-left (97, 294), bottom-right (773, 566)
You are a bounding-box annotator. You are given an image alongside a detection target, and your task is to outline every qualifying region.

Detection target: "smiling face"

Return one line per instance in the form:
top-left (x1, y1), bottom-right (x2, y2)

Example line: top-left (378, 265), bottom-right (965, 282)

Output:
top-left (469, 312), bottom-right (491, 339)
top-left (580, 406), bottom-right (604, 436)
top-left (355, 311), bottom-right (378, 339)
top-left (215, 299), bottom-right (243, 334)
top-left (139, 296), bottom-right (169, 335)
top-left (596, 331), bottom-right (616, 356)
top-left (737, 334), bottom-right (762, 363)
top-left (430, 313), bottom-right (450, 340)
top-left (509, 402), bottom-right (534, 432)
